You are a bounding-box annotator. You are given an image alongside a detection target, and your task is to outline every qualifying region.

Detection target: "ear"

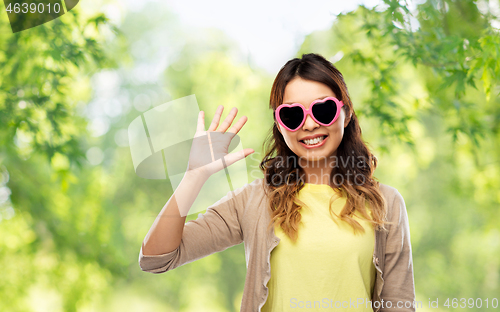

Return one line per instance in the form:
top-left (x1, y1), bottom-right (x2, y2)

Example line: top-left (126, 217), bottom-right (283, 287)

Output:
top-left (275, 121), bottom-right (282, 134)
top-left (344, 110), bottom-right (352, 128)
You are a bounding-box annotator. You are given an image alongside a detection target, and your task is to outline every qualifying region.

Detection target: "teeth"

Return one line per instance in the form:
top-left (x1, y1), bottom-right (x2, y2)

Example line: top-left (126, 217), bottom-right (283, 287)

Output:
top-left (303, 136), bottom-right (325, 145)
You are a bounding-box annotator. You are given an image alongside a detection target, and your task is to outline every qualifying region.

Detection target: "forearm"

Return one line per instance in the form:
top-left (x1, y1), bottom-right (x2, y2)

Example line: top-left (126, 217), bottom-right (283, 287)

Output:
top-left (142, 170), bottom-right (208, 256)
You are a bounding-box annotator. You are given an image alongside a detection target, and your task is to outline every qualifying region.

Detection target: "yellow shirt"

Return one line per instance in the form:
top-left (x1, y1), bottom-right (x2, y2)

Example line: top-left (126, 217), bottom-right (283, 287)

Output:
top-left (262, 183), bottom-right (376, 312)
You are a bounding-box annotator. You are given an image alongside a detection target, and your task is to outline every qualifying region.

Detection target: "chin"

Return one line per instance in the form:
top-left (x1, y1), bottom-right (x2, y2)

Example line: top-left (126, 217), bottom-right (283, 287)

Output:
top-left (297, 148), bottom-right (337, 162)
top-left (304, 154), bottom-right (331, 162)
top-left (298, 151), bottom-right (333, 161)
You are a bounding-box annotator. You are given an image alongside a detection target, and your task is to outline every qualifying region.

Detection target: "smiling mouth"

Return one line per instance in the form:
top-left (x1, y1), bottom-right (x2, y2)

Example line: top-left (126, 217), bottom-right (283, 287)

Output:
top-left (300, 135), bottom-right (328, 146)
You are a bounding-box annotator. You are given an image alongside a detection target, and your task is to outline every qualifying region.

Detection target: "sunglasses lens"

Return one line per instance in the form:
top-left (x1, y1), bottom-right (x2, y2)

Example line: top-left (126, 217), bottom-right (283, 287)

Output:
top-left (279, 106), bottom-right (304, 130)
top-left (312, 99), bottom-right (339, 125)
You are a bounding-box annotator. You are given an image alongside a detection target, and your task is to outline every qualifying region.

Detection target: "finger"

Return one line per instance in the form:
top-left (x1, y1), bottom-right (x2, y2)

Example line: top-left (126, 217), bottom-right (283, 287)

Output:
top-left (226, 115), bottom-right (248, 136)
top-left (243, 148), bottom-right (255, 157)
top-left (222, 148), bottom-right (255, 168)
top-left (217, 107), bottom-right (238, 133)
top-left (196, 111), bottom-right (205, 133)
top-left (207, 105), bottom-right (224, 132)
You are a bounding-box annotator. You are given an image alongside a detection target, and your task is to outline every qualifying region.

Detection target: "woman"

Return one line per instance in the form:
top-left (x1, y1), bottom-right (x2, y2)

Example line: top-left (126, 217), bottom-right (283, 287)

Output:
top-left (139, 53), bottom-right (416, 312)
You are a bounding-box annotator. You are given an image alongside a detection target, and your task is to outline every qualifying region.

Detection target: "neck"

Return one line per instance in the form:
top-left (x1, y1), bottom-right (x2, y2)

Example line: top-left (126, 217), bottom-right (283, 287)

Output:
top-left (300, 155), bottom-right (337, 186)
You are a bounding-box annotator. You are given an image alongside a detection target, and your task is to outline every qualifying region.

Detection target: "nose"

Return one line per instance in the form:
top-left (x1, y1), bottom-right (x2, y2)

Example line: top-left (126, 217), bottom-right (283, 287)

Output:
top-left (302, 113), bottom-right (319, 131)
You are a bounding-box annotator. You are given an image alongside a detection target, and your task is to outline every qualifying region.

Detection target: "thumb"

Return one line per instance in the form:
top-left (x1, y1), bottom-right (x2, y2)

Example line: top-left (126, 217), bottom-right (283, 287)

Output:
top-left (243, 148), bottom-right (255, 157)
top-left (222, 148), bottom-right (254, 168)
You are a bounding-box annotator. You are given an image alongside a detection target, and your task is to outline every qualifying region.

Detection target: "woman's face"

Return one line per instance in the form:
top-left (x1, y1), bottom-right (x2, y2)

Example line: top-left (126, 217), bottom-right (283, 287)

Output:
top-left (277, 77), bottom-right (351, 162)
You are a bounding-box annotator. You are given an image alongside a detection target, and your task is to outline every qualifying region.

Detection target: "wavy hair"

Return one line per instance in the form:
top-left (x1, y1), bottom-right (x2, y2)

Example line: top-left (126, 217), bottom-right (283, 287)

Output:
top-left (259, 53), bottom-right (389, 243)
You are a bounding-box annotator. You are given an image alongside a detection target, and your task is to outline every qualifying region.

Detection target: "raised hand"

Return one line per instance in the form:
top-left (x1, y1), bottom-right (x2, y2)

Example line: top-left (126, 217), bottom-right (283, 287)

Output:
top-left (186, 105), bottom-right (254, 178)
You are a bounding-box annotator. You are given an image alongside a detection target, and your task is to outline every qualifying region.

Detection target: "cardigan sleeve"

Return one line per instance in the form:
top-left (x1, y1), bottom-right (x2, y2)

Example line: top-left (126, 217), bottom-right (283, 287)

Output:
top-left (379, 190), bottom-right (416, 311)
top-left (138, 180), bottom-right (258, 274)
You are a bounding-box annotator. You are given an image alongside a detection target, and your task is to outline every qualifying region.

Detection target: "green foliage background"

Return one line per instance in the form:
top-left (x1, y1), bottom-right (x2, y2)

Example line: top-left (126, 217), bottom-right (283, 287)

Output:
top-left (0, 0), bottom-right (499, 311)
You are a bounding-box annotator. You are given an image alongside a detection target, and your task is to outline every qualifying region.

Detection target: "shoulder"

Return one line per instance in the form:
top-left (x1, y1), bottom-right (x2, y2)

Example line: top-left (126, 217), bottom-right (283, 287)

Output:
top-left (378, 182), bottom-right (402, 202)
top-left (249, 177), bottom-right (265, 189)
top-left (377, 182), bottom-right (407, 222)
top-left (213, 178), bottom-right (266, 204)
top-left (246, 178), bottom-right (268, 203)
top-left (203, 178), bottom-right (268, 224)
top-left (239, 178), bottom-right (266, 196)
top-left (216, 178), bottom-right (267, 207)
top-left (222, 178), bottom-right (268, 220)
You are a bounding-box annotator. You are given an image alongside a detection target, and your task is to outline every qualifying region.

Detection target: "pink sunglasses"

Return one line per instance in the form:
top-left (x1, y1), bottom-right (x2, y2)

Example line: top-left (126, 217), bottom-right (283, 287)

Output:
top-left (275, 97), bottom-right (344, 132)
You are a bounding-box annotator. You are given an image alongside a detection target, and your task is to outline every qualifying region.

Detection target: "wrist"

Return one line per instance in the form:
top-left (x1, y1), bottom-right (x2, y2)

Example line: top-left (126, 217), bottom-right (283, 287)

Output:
top-left (184, 167), bottom-right (210, 183)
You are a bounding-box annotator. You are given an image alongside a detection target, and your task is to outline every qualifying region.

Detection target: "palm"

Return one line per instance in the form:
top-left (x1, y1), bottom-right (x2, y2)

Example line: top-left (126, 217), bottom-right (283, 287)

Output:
top-left (186, 106), bottom-right (254, 177)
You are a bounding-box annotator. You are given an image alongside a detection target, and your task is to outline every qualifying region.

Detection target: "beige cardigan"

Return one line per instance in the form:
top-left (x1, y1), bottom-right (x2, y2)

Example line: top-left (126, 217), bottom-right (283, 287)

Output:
top-left (138, 178), bottom-right (416, 312)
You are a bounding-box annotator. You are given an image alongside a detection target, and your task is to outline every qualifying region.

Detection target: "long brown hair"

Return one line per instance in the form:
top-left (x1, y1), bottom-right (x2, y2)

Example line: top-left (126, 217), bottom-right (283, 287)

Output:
top-left (259, 53), bottom-right (389, 243)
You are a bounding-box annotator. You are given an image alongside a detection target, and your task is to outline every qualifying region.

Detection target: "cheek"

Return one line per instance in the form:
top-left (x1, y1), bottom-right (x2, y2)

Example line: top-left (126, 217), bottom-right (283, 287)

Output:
top-left (279, 126), bottom-right (296, 145)
top-left (329, 124), bottom-right (344, 138)
top-left (282, 133), bottom-right (296, 147)
top-left (281, 133), bottom-right (302, 154)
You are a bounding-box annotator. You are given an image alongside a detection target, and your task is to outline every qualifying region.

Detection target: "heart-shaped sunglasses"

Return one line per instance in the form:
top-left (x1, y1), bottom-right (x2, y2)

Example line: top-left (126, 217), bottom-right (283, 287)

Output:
top-left (275, 97), bottom-right (344, 132)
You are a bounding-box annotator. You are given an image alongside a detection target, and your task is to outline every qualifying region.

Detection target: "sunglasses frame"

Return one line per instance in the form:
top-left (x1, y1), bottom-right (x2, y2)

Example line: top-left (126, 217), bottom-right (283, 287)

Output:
top-left (275, 96), bottom-right (345, 132)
